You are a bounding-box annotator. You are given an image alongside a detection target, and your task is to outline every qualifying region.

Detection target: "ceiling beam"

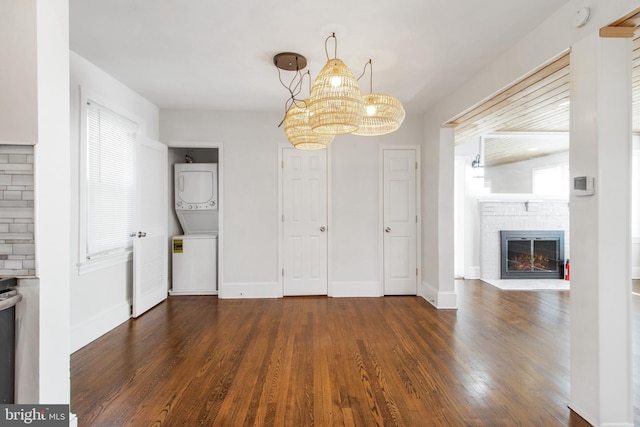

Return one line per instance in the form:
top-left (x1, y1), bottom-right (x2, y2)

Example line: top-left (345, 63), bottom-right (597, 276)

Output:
top-left (600, 26), bottom-right (636, 38)
top-left (601, 8), bottom-right (640, 38)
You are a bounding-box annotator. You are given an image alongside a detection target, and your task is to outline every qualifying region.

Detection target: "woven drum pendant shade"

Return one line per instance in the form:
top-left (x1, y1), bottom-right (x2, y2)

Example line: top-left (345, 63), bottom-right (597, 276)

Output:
top-left (309, 59), bottom-right (363, 135)
top-left (353, 93), bottom-right (406, 136)
top-left (284, 99), bottom-right (334, 150)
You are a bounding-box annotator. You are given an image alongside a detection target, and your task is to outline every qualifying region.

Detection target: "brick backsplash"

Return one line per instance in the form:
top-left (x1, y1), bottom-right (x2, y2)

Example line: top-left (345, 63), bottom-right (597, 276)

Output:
top-left (479, 200), bottom-right (570, 279)
top-left (0, 145), bottom-right (35, 276)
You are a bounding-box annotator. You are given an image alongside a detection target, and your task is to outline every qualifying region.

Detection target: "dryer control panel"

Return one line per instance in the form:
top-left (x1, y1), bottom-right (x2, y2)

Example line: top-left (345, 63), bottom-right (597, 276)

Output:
top-left (176, 200), bottom-right (217, 210)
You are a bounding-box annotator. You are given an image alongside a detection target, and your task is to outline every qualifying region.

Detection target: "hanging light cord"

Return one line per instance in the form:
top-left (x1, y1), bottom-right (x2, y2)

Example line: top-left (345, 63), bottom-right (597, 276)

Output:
top-left (277, 69), bottom-right (311, 127)
top-left (276, 32), bottom-right (338, 127)
top-left (324, 33), bottom-right (337, 60)
top-left (276, 55), bottom-right (305, 98)
top-left (357, 59), bottom-right (373, 93)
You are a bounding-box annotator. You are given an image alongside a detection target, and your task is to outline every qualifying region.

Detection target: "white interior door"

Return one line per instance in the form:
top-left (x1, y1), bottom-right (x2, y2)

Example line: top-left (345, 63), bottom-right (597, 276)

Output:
top-left (383, 149), bottom-right (417, 295)
top-left (282, 148), bottom-right (328, 295)
top-left (132, 137), bottom-right (168, 317)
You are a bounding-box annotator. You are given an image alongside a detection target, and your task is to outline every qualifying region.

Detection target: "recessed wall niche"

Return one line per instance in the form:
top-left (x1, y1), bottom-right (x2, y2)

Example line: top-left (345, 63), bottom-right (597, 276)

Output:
top-left (0, 145), bottom-right (34, 277)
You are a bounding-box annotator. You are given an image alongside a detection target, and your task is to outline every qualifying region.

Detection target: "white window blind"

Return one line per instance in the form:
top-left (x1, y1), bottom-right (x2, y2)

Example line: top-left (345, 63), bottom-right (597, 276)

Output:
top-left (86, 100), bottom-right (137, 259)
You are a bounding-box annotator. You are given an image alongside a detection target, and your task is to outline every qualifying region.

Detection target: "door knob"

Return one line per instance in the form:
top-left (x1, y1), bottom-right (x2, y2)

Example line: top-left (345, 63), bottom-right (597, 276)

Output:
top-left (385, 227), bottom-right (391, 233)
top-left (131, 231), bottom-right (147, 238)
top-left (320, 226), bottom-right (326, 232)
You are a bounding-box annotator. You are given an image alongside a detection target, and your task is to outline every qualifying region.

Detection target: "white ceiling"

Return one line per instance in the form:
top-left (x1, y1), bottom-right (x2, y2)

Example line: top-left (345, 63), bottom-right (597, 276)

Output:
top-left (69, 0), bottom-right (570, 114)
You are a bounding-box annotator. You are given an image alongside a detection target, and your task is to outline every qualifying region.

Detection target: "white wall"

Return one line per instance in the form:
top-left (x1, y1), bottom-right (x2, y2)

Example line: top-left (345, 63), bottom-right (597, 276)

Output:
top-left (160, 110), bottom-right (422, 297)
top-left (69, 51), bottom-right (160, 352)
top-left (0, 0), bottom-right (37, 144)
top-left (486, 151), bottom-right (569, 194)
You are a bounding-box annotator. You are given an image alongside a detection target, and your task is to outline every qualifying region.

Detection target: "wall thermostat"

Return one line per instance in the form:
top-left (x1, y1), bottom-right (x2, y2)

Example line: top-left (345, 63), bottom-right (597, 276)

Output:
top-left (572, 176), bottom-right (595, 196)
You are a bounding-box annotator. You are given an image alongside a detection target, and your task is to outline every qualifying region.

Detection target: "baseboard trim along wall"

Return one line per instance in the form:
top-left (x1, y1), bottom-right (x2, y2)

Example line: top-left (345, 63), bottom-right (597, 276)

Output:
top-left (219, 282), bottom-right (387, 299)
top-left (419, 281), bottom-right (437, 306)
top-left (71, 301), bottom-right (131, 353)
top-left (436, 291), bottom-right (458, 309)
top-left (567, 404), bottom-right (596, 427)
top-left (218, 282), bottom-right (282, 299)
top-left (420, 281), bottom-right (458, 309)
top-left (465, 266), bottom-right (481, 280)
top-left (329, 281), bottom-right (382, 297)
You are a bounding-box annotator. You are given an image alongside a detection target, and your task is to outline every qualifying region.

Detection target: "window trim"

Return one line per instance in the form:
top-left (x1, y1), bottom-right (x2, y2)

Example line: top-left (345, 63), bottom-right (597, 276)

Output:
top-left (77, 86), bottom-right (146, 274)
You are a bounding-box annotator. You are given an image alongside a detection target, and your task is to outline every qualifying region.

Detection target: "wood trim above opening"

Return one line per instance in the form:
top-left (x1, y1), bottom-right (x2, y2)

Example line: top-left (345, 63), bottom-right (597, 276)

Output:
top-left (600, 26), bottom-right (636, 38)
top-left (601, 8), bottom-right (640, 38)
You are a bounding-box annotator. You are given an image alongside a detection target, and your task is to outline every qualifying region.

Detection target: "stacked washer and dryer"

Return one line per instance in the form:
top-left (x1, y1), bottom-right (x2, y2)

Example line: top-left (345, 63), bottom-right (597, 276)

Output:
top-left (171, 163), bottom-right (218, 295)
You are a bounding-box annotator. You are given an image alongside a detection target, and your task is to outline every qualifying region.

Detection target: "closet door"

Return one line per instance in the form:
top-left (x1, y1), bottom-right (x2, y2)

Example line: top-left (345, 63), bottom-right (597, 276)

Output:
top-left (383, 149), bottom-right (417, 295)
top-left (282, 148), bottom-right (328, 296)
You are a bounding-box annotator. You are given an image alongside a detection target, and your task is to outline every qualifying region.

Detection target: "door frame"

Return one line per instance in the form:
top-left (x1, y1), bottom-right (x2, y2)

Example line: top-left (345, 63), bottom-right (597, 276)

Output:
top-left (278, 143), bottom-right (332, 297)
top-left (167, 140), bottom-right (224, 294)
top-left (379, 145), bottom-right (422, 295)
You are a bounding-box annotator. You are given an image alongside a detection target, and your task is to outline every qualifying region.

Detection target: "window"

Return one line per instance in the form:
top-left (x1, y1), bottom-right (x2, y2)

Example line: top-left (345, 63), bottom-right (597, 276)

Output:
top-left (79, 96), bottom-right (138, 270)
top-left (532, 163), bottom-right (569, 196)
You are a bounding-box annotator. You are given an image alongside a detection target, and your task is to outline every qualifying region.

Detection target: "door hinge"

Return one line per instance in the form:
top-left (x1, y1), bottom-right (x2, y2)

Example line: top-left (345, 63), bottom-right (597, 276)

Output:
top-left (282, 268), bottom-right (284, 277)
top-left (415, 161), bottom-right (418, 170)
top-left (416, 268), bottom-right (419, 276)
top-left (281, 160), bottom-right (284, 168)
top-left (416, 215), bottom-right (418, 223)
top-left (282, 214), bottom-right (284, 222)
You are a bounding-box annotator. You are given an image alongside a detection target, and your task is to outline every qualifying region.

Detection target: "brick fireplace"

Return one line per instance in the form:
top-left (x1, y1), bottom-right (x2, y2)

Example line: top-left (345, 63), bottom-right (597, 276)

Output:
top-left (479, 199), bottom-right (570, 279)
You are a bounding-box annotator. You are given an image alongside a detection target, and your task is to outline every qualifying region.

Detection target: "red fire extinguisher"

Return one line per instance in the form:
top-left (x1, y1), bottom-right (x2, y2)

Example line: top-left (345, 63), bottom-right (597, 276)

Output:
top-left (565, 259), bottom-right (570, 281)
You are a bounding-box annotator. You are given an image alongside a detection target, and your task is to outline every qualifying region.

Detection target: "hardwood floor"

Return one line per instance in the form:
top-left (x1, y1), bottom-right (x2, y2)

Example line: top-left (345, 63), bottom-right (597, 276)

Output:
top-left (71, 281), bottom-right (639, 426)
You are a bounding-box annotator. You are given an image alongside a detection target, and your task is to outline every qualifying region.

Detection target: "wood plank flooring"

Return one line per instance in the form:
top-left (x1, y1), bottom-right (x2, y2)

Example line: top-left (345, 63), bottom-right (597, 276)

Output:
top-left (71, 280), bottom-right (639, 426)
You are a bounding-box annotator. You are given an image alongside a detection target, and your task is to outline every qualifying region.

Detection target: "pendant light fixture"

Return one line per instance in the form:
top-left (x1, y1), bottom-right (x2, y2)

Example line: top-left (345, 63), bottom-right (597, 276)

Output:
top-left (274, 53), bottom-right (332, 150)
top-left (353, 59), bottom-right (405, 136)
top-left (274, 34), bottom-right (404, 148)
top-left (283, 99), bottom-right (334, 150)
top-left (308, 33), bottom-right (363, 135)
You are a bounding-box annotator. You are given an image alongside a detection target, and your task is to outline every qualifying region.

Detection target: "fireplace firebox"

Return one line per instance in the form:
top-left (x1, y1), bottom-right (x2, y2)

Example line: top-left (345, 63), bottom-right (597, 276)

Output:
top-left (500, 230), bottom-right (565, 279)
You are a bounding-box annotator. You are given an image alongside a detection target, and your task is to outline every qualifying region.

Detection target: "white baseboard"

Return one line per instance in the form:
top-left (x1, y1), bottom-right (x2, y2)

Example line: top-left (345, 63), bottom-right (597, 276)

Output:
top-left (218, 282), bottom-right (386, 298)
top-left (419, 281), bottom-right (437, 306)
top-left (568, 404), bottom-right (596, 427)
top-left (419, 281), bottom-right (458, 309)
top-left (218, 282), bottom-right (282, 299)
top-left (436, 291), bottom-right (458, 309)
top-left (465, 266), bottom-right (481, 280)
top-left (69, 413), bottom-right (78, 427)
top-left (568, 402), bottom-right (636, 427)
top-left (169, 289), bottom-right (218, 296)
top-left (71, 301), bottom-right (131, 353)
top-left (330, 281), bottom-right (382, 297)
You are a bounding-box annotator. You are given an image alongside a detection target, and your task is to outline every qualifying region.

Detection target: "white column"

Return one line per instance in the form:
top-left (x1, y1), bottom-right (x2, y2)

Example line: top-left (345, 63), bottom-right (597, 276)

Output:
top-left (436, 126), bottom-right (457, 308)
top-left (35, 0), bottom-right (71, 406)
top-left (570, 31), bottom-right (633, 426)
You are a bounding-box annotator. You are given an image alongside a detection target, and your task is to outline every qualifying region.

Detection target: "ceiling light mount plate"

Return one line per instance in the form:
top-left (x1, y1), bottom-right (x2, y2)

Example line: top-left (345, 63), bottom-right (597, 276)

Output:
top-left (273, 52), bottom-right (307, 71)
